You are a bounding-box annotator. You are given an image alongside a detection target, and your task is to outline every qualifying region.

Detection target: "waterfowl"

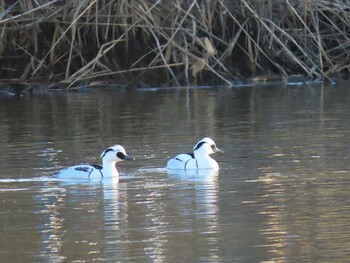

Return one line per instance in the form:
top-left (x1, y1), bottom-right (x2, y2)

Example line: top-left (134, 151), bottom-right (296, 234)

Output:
top-left (166, 137), bottom-right (222, 170)
top-left (54, 145), bottom-right (134, 179)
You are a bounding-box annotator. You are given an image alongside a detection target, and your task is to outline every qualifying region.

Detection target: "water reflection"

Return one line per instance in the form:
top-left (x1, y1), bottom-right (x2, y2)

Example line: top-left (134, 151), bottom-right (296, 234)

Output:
top-left (133, 169), bottom-right (220, 262)
top-left (251, 170), bottom-right (350, 262)
top-left (167, 168), bottom-right (219, 182)
top-left (1, 83), bottom-right (350, 261)
top-left (35, 179), bottom-right (125, 262)
top-left (35, 185), bottom-right (66, 261)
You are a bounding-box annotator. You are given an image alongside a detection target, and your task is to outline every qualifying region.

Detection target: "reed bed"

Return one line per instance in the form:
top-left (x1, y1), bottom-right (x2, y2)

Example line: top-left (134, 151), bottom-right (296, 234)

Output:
top-left (1, 0), bottom-right (350, 87)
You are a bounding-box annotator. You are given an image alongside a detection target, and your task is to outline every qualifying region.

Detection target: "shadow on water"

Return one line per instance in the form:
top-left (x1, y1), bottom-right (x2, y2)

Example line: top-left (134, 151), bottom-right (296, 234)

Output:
top-left (0, 82), bottom-right (350, 261)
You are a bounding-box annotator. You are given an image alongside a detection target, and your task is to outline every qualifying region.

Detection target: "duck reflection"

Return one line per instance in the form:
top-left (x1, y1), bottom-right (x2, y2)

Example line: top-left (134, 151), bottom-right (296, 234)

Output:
top-left (166, 168), bottom-right (219, 182)
top-left (35, 167), bottom-right (221, 261)
top-left (159, 168), bottom-right (220, 261)
top-left (35, 178), bottom-right (125, 262)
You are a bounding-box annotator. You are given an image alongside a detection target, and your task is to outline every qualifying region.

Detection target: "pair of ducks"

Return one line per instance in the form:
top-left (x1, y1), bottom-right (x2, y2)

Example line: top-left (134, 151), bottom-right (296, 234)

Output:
top-left (55, 137), bottom-right (223, 179)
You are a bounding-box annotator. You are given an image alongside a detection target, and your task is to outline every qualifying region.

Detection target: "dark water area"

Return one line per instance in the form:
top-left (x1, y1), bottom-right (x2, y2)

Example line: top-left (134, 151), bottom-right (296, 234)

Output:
top-left (1, 81), bottom-right (350, 262)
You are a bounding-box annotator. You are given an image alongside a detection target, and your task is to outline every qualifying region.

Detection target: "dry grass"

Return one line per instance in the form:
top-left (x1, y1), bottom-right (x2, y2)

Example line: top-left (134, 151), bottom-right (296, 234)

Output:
top-left (1, 0), bottom-right (350, 87)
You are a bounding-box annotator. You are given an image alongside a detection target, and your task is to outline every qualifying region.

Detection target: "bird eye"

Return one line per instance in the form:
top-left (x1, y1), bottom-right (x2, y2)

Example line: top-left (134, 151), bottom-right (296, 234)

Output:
top-left (117, 152), bottom-right (126, 159)
top-left (211, 144), bottom-right (216, 150)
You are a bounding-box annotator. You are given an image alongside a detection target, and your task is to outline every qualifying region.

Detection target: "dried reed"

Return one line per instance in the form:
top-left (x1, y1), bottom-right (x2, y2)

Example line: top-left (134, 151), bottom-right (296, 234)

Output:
top-left (1, 0), bottom-right (349, 87)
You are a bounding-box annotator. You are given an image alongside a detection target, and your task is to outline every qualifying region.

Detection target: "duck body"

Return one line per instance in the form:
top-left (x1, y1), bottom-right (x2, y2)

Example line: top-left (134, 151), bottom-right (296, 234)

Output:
top-left (166, 137), bottom-right (222, 170)
top-left (54, 145), bottom-right (134, 180)
top-left (54, 163), bottom-right (112, 179)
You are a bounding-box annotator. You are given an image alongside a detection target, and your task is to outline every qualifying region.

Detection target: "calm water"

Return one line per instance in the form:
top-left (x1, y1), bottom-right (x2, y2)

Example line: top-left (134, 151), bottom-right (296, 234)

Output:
top-left (1, 82), bottom-right (350, 262)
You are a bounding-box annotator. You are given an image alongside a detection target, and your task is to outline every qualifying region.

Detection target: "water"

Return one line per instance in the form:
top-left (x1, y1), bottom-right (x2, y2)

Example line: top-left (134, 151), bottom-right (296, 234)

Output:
top-left (1, 82), bottom-right (350, 262)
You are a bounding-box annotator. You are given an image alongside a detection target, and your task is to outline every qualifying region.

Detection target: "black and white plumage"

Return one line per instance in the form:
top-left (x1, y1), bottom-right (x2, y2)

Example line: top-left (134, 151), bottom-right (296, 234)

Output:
top-left (166, 137), bottom-right (223, 170)
top-left (54, 145), bottom-right (134, 180)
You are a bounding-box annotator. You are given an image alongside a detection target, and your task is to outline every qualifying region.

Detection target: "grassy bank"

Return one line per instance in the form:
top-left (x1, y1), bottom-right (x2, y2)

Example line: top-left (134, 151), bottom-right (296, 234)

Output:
top-left (1, 0), bottom-right (349, 87)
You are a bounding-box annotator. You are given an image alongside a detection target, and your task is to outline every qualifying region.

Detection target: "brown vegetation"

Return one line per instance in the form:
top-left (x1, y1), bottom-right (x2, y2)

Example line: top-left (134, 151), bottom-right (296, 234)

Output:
top-left (1, 0), bottom-right (350, 87)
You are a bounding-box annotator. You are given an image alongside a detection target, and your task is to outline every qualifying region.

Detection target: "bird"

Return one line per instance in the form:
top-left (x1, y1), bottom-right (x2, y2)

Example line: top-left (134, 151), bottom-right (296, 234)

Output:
top-left (166, 137), bottom-right (222, 170)
top-left (54, 145), bottom-right (134, 180)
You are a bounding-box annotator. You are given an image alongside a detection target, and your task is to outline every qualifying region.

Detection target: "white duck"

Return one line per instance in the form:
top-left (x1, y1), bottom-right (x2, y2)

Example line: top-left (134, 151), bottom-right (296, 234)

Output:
top-left (166, 137), bottom-right (222, 170)
top-left (54, 145), bottom-right (134, 180)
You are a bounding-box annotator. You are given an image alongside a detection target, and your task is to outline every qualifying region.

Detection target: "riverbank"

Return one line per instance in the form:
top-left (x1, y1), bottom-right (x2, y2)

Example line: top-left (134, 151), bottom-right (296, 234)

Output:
top-left (1, 1), bottom-right (349, 88)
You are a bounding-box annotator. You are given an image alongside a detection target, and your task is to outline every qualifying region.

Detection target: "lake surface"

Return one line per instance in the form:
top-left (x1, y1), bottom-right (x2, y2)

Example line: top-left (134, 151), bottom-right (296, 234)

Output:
top-left (1, 81), bottom-right (350, 262)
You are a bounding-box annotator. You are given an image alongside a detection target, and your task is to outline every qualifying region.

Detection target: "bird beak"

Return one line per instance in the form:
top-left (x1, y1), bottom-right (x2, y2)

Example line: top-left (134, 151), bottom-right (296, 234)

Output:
top-left (124, 155), bottom-right (135, 161)
top-left (215, 147), bottom-right (223, 153)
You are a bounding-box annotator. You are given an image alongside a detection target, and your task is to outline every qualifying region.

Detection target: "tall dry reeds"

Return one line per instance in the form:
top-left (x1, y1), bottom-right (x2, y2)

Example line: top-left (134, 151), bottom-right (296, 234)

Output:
top-left (0, 0), bottom-right (350, 87)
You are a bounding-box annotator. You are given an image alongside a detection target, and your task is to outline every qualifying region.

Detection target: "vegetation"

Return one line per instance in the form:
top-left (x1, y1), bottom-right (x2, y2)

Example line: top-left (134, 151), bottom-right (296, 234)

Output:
top-left (1, 0), bottom-right (350, 87)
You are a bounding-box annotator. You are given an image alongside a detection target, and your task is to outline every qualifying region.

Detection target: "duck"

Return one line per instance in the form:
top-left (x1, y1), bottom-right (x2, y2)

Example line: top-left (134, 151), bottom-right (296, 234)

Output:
top-left (166, 137), bottom-right (223, 170)
top-left (54, 145), bottom-right (134, 180)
